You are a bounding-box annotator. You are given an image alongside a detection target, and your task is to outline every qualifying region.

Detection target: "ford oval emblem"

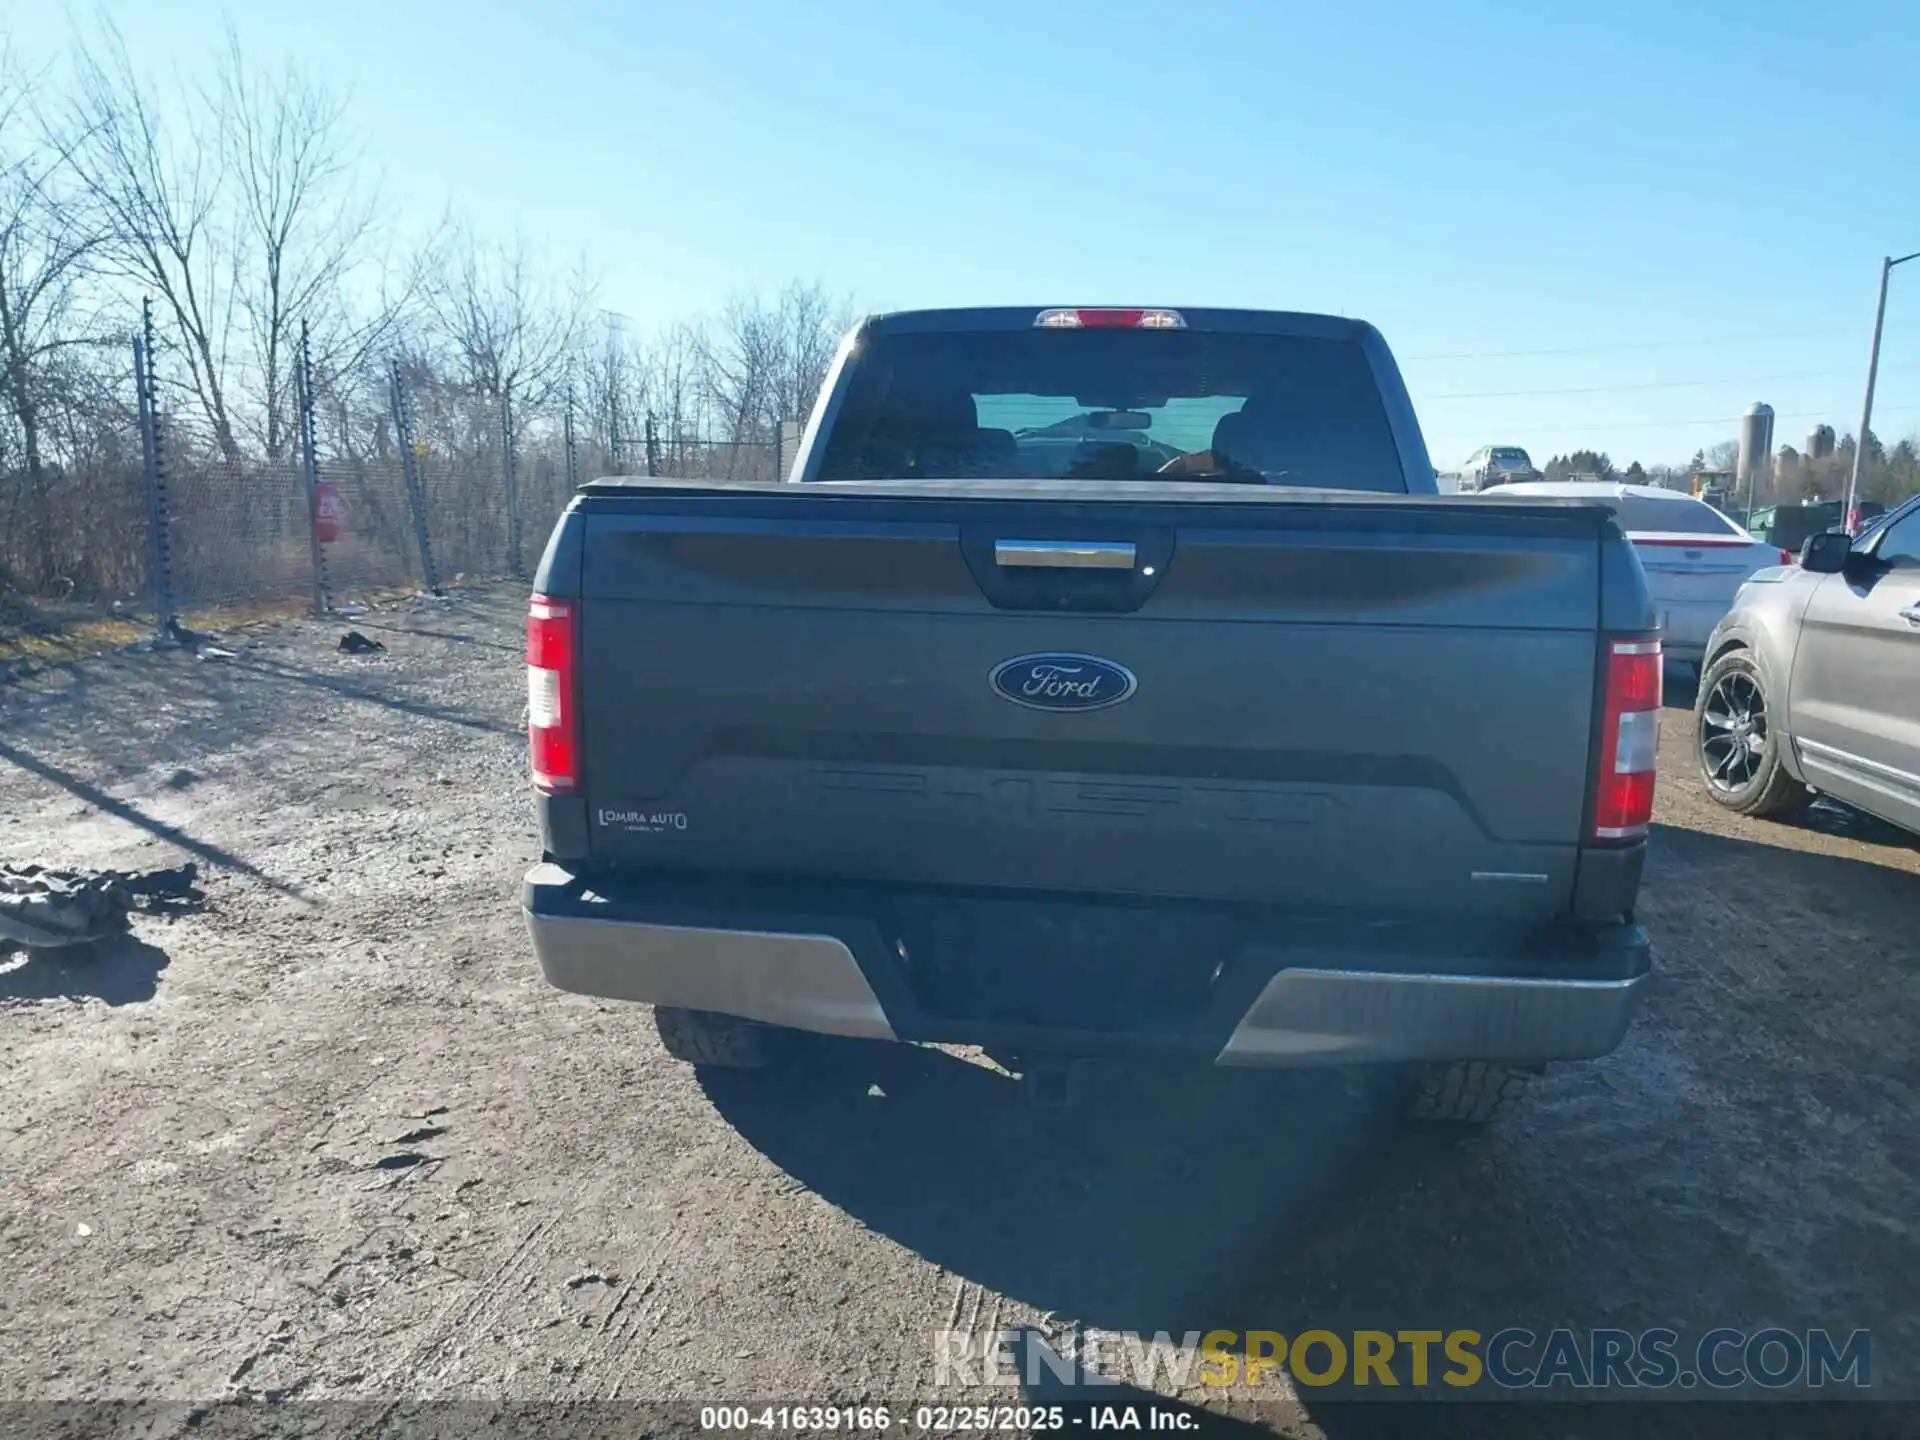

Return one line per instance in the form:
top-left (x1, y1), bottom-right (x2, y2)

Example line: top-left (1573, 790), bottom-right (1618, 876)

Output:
top-left (988, 652), bottom-right (1137, 712)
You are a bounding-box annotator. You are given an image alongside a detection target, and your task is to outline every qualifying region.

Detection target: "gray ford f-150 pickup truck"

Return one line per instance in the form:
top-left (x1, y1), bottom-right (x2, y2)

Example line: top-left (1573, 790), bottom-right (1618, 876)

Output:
top-left (521, 306), bottom-right (1659, 1122)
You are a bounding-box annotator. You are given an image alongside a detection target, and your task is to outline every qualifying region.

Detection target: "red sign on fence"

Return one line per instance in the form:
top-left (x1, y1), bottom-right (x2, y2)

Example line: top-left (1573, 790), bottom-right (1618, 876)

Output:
top-left (313, 482), bottom-right (344, 544)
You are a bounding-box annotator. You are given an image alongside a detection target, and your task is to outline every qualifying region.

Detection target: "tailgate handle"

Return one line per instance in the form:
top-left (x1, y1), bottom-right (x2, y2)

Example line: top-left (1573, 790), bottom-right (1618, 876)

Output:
top-left (994, 539), bottom-right (1136, 570)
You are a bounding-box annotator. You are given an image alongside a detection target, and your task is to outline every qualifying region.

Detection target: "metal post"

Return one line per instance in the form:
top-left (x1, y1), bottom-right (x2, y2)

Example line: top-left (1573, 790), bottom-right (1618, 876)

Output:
top-left (295, 322), bottom-right (332, 616)
top-left (773, 417), bottom-right (783, 484)
top-left (644, 412), bottom-right (660, 477)
top-left (1845, 258), bottom-right (1893, 534)
top-left (501, 380), bottom-right (522, 579)
top-left (1846, 249), bottom-right (1920, 533)
top-left (389, 362), bottom-right (443, 595)
top-left (563, 385), bottom-right (580, 491)
top-left (608, 385), bottom-right (622, 476)
top-left (133, 298), bottom-right (176, 642)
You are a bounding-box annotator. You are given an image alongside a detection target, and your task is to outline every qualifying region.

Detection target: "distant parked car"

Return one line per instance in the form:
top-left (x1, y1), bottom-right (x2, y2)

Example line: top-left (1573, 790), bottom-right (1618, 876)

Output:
top-left (1496, 482), bottom-right (1789, 666)
top-left (1694, 493), bottom-right (1920, 834)
top-left (1461, 445), bottom-right (1541, 491)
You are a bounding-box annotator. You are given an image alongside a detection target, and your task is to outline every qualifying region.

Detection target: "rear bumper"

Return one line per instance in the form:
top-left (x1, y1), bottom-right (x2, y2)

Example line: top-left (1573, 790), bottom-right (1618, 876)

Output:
top-left (524, 864), bottom-right (1651, 1066)
top-left (1216, 967), bottom-right (1644, 1064)
top-left (531, 908), bottom-right (898, 1040)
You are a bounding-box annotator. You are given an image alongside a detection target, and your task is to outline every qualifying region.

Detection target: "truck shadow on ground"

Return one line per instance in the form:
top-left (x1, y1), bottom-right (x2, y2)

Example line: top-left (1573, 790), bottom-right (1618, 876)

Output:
top-left (704, 1029), bottom-right (1907, 1440)
top-left (0, 932), bottom-right (170, 1005)
top-left (704, 1045), bottom-right (1477, 1337)
top-left (703, 1049), bottom-right (1652, 1437)
top-left (704, 817), bottom-right (1919, 1438)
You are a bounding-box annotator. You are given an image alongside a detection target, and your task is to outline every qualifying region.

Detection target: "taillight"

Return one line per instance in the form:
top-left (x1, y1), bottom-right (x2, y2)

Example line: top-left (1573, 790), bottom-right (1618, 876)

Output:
top-left (527, 594), bottom-right (577, 794)
top-left (1592, 637), bottom-right (1661, 841)
top-left (1033, 308), bottom-right (1187, 329)
top-left (1779, 547), bottom-right (1794, 565)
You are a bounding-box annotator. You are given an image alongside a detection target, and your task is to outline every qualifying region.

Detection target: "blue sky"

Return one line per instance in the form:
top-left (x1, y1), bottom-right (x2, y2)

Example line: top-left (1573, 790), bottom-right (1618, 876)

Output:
top-left (17, 0), bottom-right (1920, 469)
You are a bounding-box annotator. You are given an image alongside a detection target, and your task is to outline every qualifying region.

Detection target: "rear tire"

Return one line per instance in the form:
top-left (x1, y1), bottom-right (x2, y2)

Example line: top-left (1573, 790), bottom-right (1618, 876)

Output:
top-left (1407, 1060), bottom-right (1533, 1124)
top-left (652, 1006), bottom-right (777, 1069)
top-left (1695, 649), bottom-right (1812, 820)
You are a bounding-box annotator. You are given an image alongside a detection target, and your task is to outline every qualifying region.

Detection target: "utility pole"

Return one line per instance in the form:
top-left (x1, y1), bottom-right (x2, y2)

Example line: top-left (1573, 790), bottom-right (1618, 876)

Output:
top-left (501, 379), bottom-right (522, 579)
top-left (133, 297), bottom-right (176, 641)
top-left (1845, 249), bottom-right (1920, 533)
top-left (295, 321), bottom-right (331, 616)
top-left (601, 310), bottom-right (627, 475)
top-left (563, 383), bottom-right (580, 491)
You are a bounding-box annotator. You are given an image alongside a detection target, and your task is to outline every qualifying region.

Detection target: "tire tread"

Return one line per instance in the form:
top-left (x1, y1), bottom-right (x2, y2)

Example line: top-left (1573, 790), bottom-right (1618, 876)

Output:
top-left (1408, 1060), bottom-right (1532, 1124)
top-left (652, 1006), bottom-right (773, 1068)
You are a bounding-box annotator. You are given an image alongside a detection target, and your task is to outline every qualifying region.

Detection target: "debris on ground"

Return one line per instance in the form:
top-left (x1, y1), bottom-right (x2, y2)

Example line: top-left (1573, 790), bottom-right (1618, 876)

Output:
top-left (163, 619), bottom-right (220, 649)
top-left (198, 646), bottom-right (239, 662)
top-left (337, 632), bottom-right (385, 655)
top-left (0, 863), bottom-right (205, 950)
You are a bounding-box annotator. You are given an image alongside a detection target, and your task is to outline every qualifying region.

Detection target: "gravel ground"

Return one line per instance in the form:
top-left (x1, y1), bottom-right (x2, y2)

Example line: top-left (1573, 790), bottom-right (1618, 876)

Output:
top-left (0, 588), bottom-right (1914, 1438)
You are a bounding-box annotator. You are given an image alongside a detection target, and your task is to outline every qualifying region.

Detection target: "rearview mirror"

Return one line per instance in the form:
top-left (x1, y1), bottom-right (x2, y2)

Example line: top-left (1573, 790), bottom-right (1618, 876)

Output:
top-left (1800, 531), bottom-right (1851, 574)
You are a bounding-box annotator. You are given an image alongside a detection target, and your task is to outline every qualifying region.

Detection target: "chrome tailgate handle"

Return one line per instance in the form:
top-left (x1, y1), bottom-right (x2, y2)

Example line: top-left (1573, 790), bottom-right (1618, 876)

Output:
top-left (994, 540), bottom-right (1137, 570)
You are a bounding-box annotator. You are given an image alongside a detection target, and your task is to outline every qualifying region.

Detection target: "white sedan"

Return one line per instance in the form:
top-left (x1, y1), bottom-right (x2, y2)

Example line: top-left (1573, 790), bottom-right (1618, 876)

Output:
top-left (1495, 482), bottom-right (1791, 666)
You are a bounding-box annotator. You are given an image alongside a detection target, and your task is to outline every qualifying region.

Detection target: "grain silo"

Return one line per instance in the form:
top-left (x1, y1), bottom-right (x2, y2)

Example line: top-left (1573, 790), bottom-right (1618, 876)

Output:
top-left (1805, 424), bottom-right (1836, 460)
top-left (1738, 403), bottom-right (1775, 499)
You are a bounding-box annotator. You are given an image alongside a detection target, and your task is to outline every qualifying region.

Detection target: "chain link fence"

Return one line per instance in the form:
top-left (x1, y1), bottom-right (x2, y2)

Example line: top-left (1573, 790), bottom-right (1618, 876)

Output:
top-left (0, 316), bottom-right (799, 653)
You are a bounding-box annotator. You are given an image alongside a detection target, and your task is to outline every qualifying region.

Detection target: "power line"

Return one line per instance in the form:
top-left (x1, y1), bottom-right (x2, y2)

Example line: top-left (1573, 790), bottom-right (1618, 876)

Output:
top-left (1421, 365), bottom-right (1896, 401)
top-left (1503, 401), bottom-right (1920, 436)
top-left (1402, 327), bottom-right (1856, 362)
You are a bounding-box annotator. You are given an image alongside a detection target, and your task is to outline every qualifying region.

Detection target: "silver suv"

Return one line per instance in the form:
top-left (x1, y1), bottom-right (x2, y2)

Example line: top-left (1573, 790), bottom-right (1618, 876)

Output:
top-left (1695, 493), bottom-right (1920, 834)
top-left (1461, 445), bottom-right (1541, 491)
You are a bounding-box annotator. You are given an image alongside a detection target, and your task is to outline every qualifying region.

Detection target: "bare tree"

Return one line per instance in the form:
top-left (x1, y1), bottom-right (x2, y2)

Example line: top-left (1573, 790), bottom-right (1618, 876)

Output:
top-left (572, 311), bottom-right (650, 472)
top-left (698, 281), bottom-right (850, 455)
top-left (0, 47), bottom-right (112, 586)
top-left (646, 318), bottom-right (706, 468)
top-left (699, 292), bottom-right (776, 458)
top-left (423, 226), bottom-right (593, 407)
top-left (764, 280), bottom-right (851, 431)
top-left (1, 55), bottom-right (93, 485)
top-left (63, 20), bottom-right (242, 460)
top-left (217, 26), bottom-right (403, 460)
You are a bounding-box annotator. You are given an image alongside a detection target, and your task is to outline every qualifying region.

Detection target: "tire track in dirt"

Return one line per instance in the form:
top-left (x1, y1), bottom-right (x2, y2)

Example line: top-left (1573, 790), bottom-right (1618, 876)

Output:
top-left (584, 1230), bottom-right (682, 1399)
top-left (390, 1217), bottom-right (558, 1389)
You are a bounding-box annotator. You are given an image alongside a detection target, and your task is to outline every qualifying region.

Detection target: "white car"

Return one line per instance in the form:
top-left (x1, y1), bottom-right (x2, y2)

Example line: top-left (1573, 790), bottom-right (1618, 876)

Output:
top-left (1495, 482), bottom-right (1790, 666)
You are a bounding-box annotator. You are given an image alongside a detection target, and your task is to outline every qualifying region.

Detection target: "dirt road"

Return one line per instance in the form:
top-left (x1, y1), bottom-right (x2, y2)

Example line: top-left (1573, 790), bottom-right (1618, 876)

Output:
top-left (1, 590), bottom-right (1914, 1436)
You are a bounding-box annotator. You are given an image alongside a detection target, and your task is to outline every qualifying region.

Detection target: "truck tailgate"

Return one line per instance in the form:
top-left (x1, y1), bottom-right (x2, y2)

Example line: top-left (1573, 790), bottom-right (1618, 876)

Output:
top-left (573, 486), bottom-right (1606, 919)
